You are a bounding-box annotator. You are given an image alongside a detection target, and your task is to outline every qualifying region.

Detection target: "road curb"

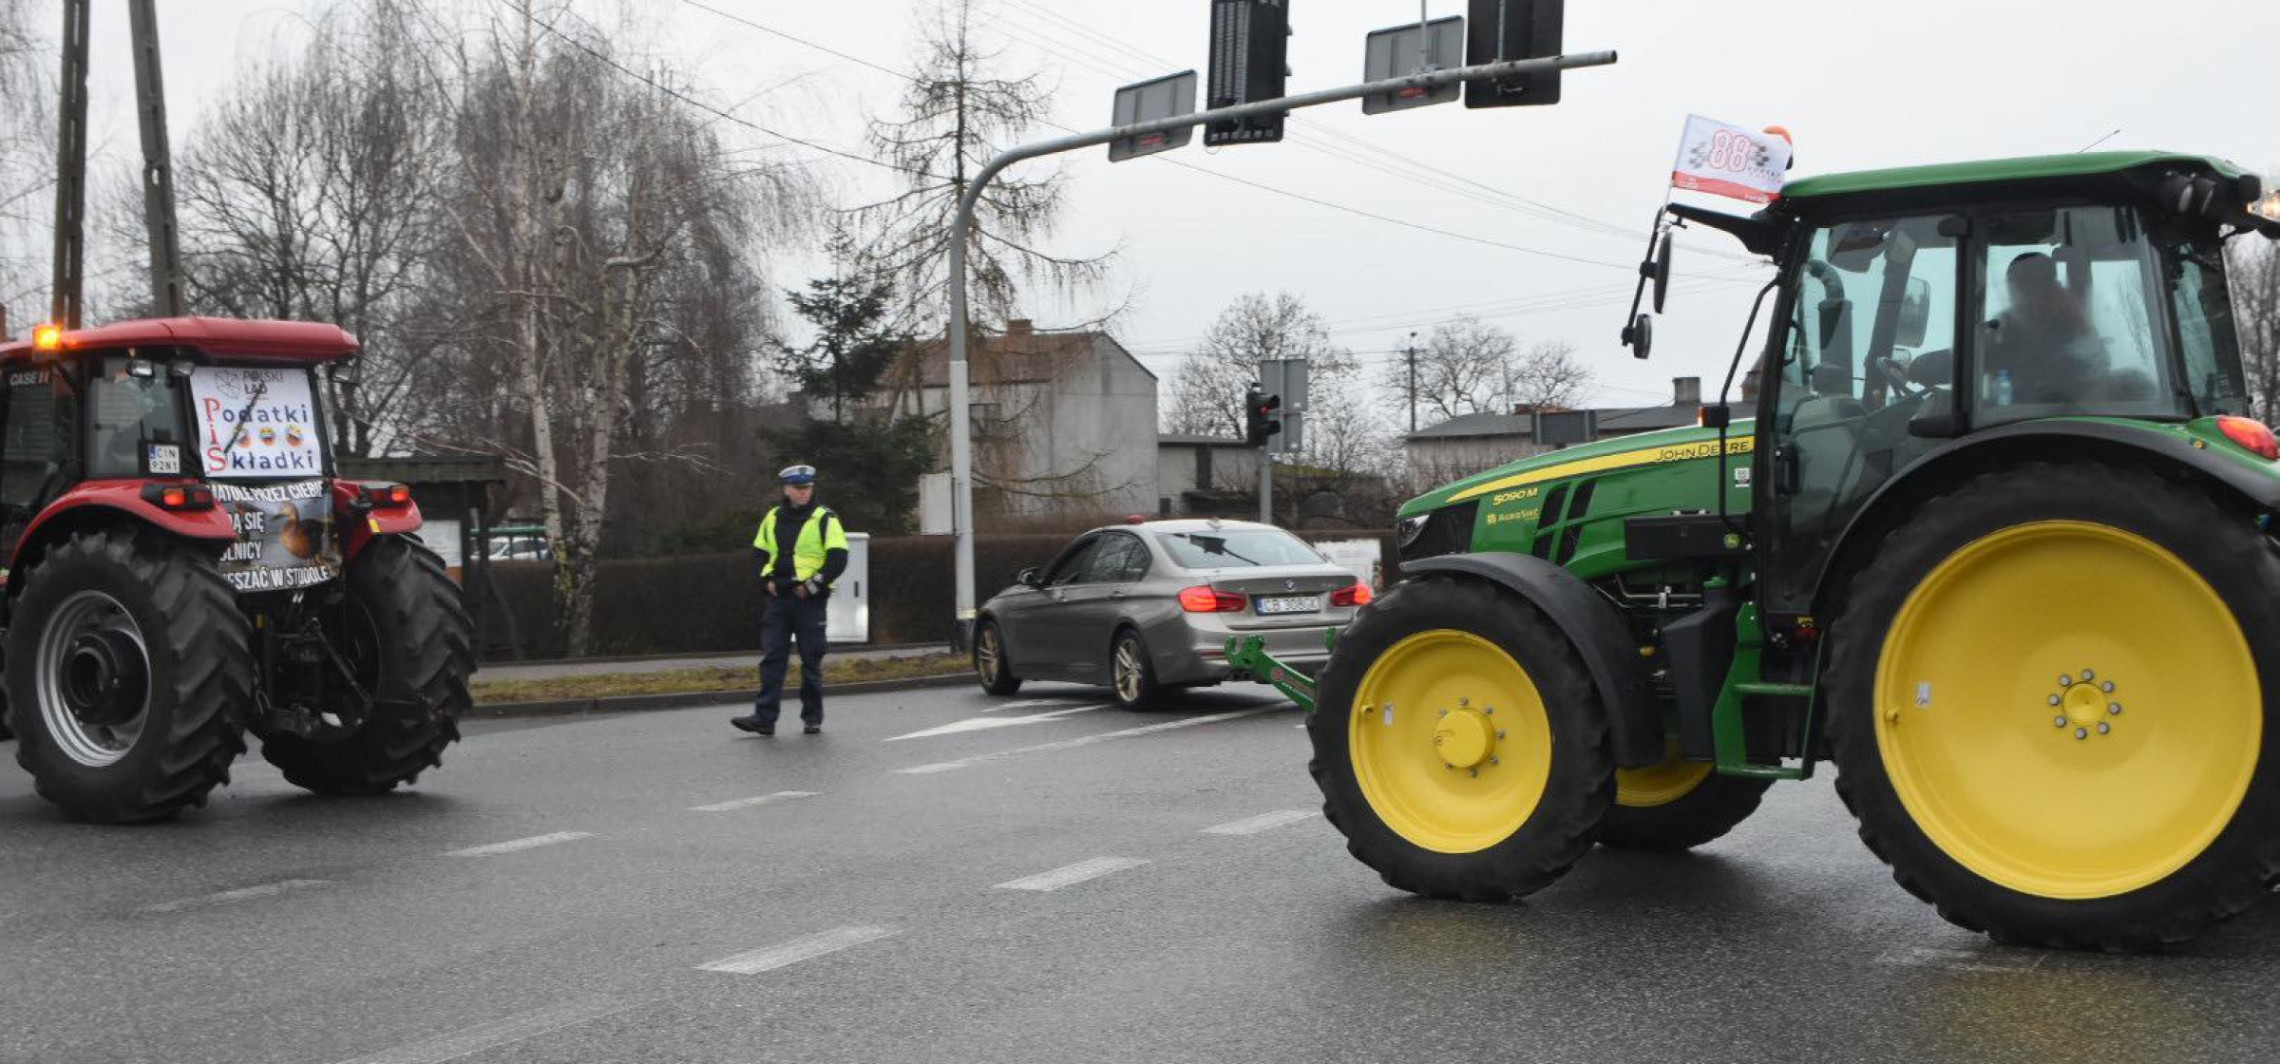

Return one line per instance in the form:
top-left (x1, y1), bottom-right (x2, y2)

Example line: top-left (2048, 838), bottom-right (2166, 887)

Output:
top-left (467, 672), bottom-right (974, 719)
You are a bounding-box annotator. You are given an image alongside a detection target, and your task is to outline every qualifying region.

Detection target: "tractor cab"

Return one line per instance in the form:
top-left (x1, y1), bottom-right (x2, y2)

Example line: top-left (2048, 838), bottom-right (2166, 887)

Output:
top-left (0, 317), bottom-right (406, 597)
top-left (1636, 153), bottom-right (2276, 614)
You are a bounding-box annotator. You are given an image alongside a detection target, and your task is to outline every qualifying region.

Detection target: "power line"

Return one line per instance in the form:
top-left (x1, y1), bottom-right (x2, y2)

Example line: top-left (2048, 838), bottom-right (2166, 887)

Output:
top-left (504, 0), bottom-right (928, 178)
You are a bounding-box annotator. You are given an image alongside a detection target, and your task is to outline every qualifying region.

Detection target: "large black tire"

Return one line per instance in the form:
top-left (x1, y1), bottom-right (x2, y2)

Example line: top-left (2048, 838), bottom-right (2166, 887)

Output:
top-left (7, 527), bottom-right (252, 823)
top-left (973, 619), bottom-right (1023, 696)
top-left (1597, 755), bottom-right (1772, 851)
top-left (1310, 575), bottom-right (1613, 901)
top-left (1825, 462), bottom-right (2280, 950)
top-left (1108, 627), bottom-right (1165, 711)
top-left (261, 536), bottom-right (471, 796)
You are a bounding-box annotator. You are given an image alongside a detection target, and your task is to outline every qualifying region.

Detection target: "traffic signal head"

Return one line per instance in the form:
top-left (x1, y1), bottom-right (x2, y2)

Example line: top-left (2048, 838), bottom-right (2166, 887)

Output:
top-left (1244, 387), bottom-right (1283, 446)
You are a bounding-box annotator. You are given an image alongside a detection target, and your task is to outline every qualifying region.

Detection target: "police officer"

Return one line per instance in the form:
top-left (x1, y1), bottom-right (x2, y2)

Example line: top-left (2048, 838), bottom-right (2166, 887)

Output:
top-left (731, 464), bottom-right (849, 736)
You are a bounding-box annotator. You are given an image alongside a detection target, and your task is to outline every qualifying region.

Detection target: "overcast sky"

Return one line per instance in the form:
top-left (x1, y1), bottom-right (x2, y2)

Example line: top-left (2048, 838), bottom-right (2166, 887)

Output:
top-left (75, 0), bottom-right (2280, 420)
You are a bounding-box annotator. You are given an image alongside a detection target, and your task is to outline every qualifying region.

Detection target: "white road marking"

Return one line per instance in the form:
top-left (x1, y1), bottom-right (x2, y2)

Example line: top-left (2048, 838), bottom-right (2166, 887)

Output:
top-left (886, 704), bottom-right (1104, 741)
top-left (895, 706), bottom-right (1279, 774)
top-left (332, 995), bottom-right (647, 1064)
top-left (440, 831), bottom-right (595, 858)
top-left (977, 698), bottom-right (1090, 714)
top-left (689, 790), bottom-right (820, 813)
top-left (1201, 809), bottom-right (1319, 836)
top-left (994, 856), bottom-right (1150, 892)
top-left (140, 878), bottom-right (332, 914)
top-left (1875, 946), bottom-right (2048, 973)
top-left (697, 925), bottom-right (900, 975)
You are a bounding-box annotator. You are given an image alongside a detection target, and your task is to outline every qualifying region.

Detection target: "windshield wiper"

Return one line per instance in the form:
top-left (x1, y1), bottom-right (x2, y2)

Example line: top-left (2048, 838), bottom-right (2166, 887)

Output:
top-left (222, 380), bottom-right (268, 451)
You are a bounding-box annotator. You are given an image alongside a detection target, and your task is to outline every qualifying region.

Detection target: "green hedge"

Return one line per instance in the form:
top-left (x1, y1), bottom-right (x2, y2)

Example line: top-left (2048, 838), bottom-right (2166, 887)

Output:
top-left (482, 530), bottom-right (1394, 661)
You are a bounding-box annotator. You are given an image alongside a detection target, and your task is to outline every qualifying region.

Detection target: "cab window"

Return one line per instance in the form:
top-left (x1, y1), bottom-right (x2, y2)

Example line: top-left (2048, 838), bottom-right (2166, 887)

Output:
top-left (1, 368), bottom-right (73, 516)
top-left (1976, 207), bottom-right (2177, 423)
top-left (1045, 538), bottom-right (1098, 587)
top-left (87, 355), bottom-right (188, 478)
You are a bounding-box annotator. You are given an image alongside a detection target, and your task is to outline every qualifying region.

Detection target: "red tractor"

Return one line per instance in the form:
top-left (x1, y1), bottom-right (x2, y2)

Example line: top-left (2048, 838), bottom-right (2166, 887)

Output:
top-left (0, 317), bottom-right (473, 823)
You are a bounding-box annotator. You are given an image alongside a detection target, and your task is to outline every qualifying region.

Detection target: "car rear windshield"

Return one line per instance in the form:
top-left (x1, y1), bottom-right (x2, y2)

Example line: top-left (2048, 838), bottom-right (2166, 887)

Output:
top-left (1157, 528), bottom-right (1322, 569)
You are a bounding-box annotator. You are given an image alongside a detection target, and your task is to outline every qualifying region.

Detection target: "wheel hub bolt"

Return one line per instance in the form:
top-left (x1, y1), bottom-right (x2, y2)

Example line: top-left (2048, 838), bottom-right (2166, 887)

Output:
top-left (2098, 722), bottom-right (2111, 735)
top-left (2075, 727), bottom-right (2089, 740)
top-left (2053, 715), bottom-right (2068, 728)
top-left (2101, 681), bottom-right (2116, 693)
top-left (2059, 675), bottom-right (2074, 687)
top-left (2048, 695), bottom-right (2062, 706)
top-left (1496, 731), bottom-right (1506, 740)
top-left (2081, 669), bottom-right (2096, 681)
top-left (2110, 703), bottom-right (2123, 715)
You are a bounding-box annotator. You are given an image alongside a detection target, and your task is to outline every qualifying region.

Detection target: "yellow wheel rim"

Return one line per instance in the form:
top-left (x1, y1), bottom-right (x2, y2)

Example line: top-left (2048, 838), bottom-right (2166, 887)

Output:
top-left (1876, 520), bottom-right (2261, 899)
top-left (1616, 741), bottom-right (1712, 808)
top-left (1350, 629), bottom-right (1553, 853)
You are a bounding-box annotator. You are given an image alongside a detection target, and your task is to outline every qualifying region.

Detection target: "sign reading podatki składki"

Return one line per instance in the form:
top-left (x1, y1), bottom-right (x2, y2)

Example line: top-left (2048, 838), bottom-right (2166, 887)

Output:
top-left (1670, 114), bottom-right (1791, 205)
top-left (188, 366), bottom-right (325, 479)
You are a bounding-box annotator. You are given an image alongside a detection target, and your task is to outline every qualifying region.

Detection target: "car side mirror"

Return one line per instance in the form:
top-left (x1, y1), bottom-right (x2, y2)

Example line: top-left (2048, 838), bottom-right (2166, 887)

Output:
top-left (1016, 566), bottom-right (1041, 587)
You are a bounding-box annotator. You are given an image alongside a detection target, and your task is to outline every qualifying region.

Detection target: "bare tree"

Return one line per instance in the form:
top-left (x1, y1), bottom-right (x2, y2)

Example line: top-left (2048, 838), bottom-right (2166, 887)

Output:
top-left (2231, 239), bottom-right (2280, 421)
top-left (1164, 292), bottom-right (1350, 437)
top-left (423, 0), bottom-right (815, 653)
top-left (853, 0), bottom-right (1114, 331)
top-left (171, 1), bottom-right (441, 456)
top-left (0, 0), bottom-right (49, 324)
top-left (1503, 339), bottom-right (1593, 410)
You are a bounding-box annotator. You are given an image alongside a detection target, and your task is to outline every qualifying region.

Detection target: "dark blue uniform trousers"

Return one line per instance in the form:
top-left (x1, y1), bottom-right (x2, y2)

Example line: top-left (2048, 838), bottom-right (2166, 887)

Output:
top-left (755, 592), bottom-right (828, 726)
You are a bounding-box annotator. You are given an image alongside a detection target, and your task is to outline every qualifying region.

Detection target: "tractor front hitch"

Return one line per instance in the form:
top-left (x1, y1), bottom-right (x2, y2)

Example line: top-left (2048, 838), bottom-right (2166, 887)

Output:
top-left (1223, 634), bottom-right (1320, 714)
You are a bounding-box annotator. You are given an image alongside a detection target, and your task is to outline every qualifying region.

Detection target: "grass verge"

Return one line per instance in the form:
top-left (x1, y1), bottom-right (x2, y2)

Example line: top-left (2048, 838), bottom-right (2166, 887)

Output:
top-left (471, 653), bottom-right (968, 705)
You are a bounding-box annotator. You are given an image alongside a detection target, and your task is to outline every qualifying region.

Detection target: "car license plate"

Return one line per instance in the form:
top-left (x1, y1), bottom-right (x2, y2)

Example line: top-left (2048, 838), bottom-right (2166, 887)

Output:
top-left (1256, 594), bottom-right (1320, 615)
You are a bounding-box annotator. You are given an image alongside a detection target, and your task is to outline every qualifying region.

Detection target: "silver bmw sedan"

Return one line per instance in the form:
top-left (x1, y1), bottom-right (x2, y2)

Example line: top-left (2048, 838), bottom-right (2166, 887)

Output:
top-left (972, 519), bottom-right (1371, 709)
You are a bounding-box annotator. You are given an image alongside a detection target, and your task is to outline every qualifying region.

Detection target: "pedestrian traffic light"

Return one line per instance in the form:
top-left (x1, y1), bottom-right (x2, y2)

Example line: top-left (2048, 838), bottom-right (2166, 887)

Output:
top-left (1244, 385), bottom-right (1282, 446)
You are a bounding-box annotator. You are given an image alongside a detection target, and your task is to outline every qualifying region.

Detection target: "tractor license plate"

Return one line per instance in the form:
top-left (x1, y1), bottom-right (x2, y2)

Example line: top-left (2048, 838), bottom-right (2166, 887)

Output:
top-left (1256, 595), bottom-right (1320, 615)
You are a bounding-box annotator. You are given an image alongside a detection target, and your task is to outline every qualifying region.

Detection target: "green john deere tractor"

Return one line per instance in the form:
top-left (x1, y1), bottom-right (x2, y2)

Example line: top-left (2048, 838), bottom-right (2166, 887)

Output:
top-left (1230, 151), bottom-right (2280, 950)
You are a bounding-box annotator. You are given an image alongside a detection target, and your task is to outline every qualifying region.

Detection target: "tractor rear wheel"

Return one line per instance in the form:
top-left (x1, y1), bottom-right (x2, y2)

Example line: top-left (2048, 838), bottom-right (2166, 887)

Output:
top-left (1310, 575), bottom-right (1612, 901)
top-left (261, 536), bottom-right (471, 796)
top-left (1598, 742), bottom-right (1771, 851)
top-left (1826, 462), bottom-right (2280, 950)
top-left (7, 527), bottom-right (252, 823)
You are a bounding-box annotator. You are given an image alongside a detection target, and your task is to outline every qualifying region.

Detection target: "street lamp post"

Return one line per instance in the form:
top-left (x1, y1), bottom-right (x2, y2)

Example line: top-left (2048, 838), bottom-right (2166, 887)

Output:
top-left (945, 48), bottom-right (1618, 647)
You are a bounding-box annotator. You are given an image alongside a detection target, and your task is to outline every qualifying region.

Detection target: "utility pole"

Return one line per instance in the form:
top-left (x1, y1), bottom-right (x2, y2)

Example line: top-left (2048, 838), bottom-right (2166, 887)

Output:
top-left (1404, 330), bottom-right (1419, 433)
top-left (50, 0), bottom-right (91, 329)
top-left (128, 0), bottom-right (185, 317)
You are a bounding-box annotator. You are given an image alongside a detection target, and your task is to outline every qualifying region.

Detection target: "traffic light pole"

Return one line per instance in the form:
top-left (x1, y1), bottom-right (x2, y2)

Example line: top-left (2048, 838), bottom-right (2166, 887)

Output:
top-left (945, 48), bottom-right (1618, 645)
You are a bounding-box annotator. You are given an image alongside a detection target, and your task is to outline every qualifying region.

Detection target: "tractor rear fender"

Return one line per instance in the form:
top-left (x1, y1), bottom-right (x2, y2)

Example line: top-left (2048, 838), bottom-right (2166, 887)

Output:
top-left (1402, 552), bottom-right (1666, 769)
top-left (1816, 420), bottom-right (2280, 621)
top-left (6, 483), bottom-right (234, 594)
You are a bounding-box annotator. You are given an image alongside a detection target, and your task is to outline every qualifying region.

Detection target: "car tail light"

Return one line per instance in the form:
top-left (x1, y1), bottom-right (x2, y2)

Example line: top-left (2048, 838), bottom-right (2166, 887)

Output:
top-left (140, 482), bottom-right (215, 511)
top-left (1330, 582), bottom-right (1373, 607)
top-left (1178, 585), bottom-right (1247, 613)
top-left (2217, 416), bottom-right (2279, 460)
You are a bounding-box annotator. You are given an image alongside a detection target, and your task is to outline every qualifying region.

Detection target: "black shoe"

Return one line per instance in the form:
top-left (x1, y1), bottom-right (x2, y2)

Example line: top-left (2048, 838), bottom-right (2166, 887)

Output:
top-left (731, 715), bottom-right (775, 736)
top-left (803, 723), bottom-right (822, 735)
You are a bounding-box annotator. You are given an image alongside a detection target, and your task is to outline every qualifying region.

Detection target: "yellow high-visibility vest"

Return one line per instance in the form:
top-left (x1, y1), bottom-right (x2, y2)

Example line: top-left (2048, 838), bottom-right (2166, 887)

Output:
top-left (753, 505), bottom-right (848, 583)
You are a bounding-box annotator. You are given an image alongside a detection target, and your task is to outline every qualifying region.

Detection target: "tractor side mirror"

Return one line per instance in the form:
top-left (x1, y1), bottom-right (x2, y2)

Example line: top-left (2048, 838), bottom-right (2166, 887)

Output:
top-left (1622, 313), bottom-right (1654, 360)
top-left (1895, 277), bottom-right (1931, 349)
top-left (1016, 566), bottom-right (1041, 587)
top-left (330, 359), bottom-right (362, 385)
top-left (1651, 233), bottom-right (1674, 314)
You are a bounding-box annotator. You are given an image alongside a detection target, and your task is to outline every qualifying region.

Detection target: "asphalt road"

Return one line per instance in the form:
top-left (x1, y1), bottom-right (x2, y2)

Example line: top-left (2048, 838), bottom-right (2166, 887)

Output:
top-left (3, 681), bottom-right (2277, 1064)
